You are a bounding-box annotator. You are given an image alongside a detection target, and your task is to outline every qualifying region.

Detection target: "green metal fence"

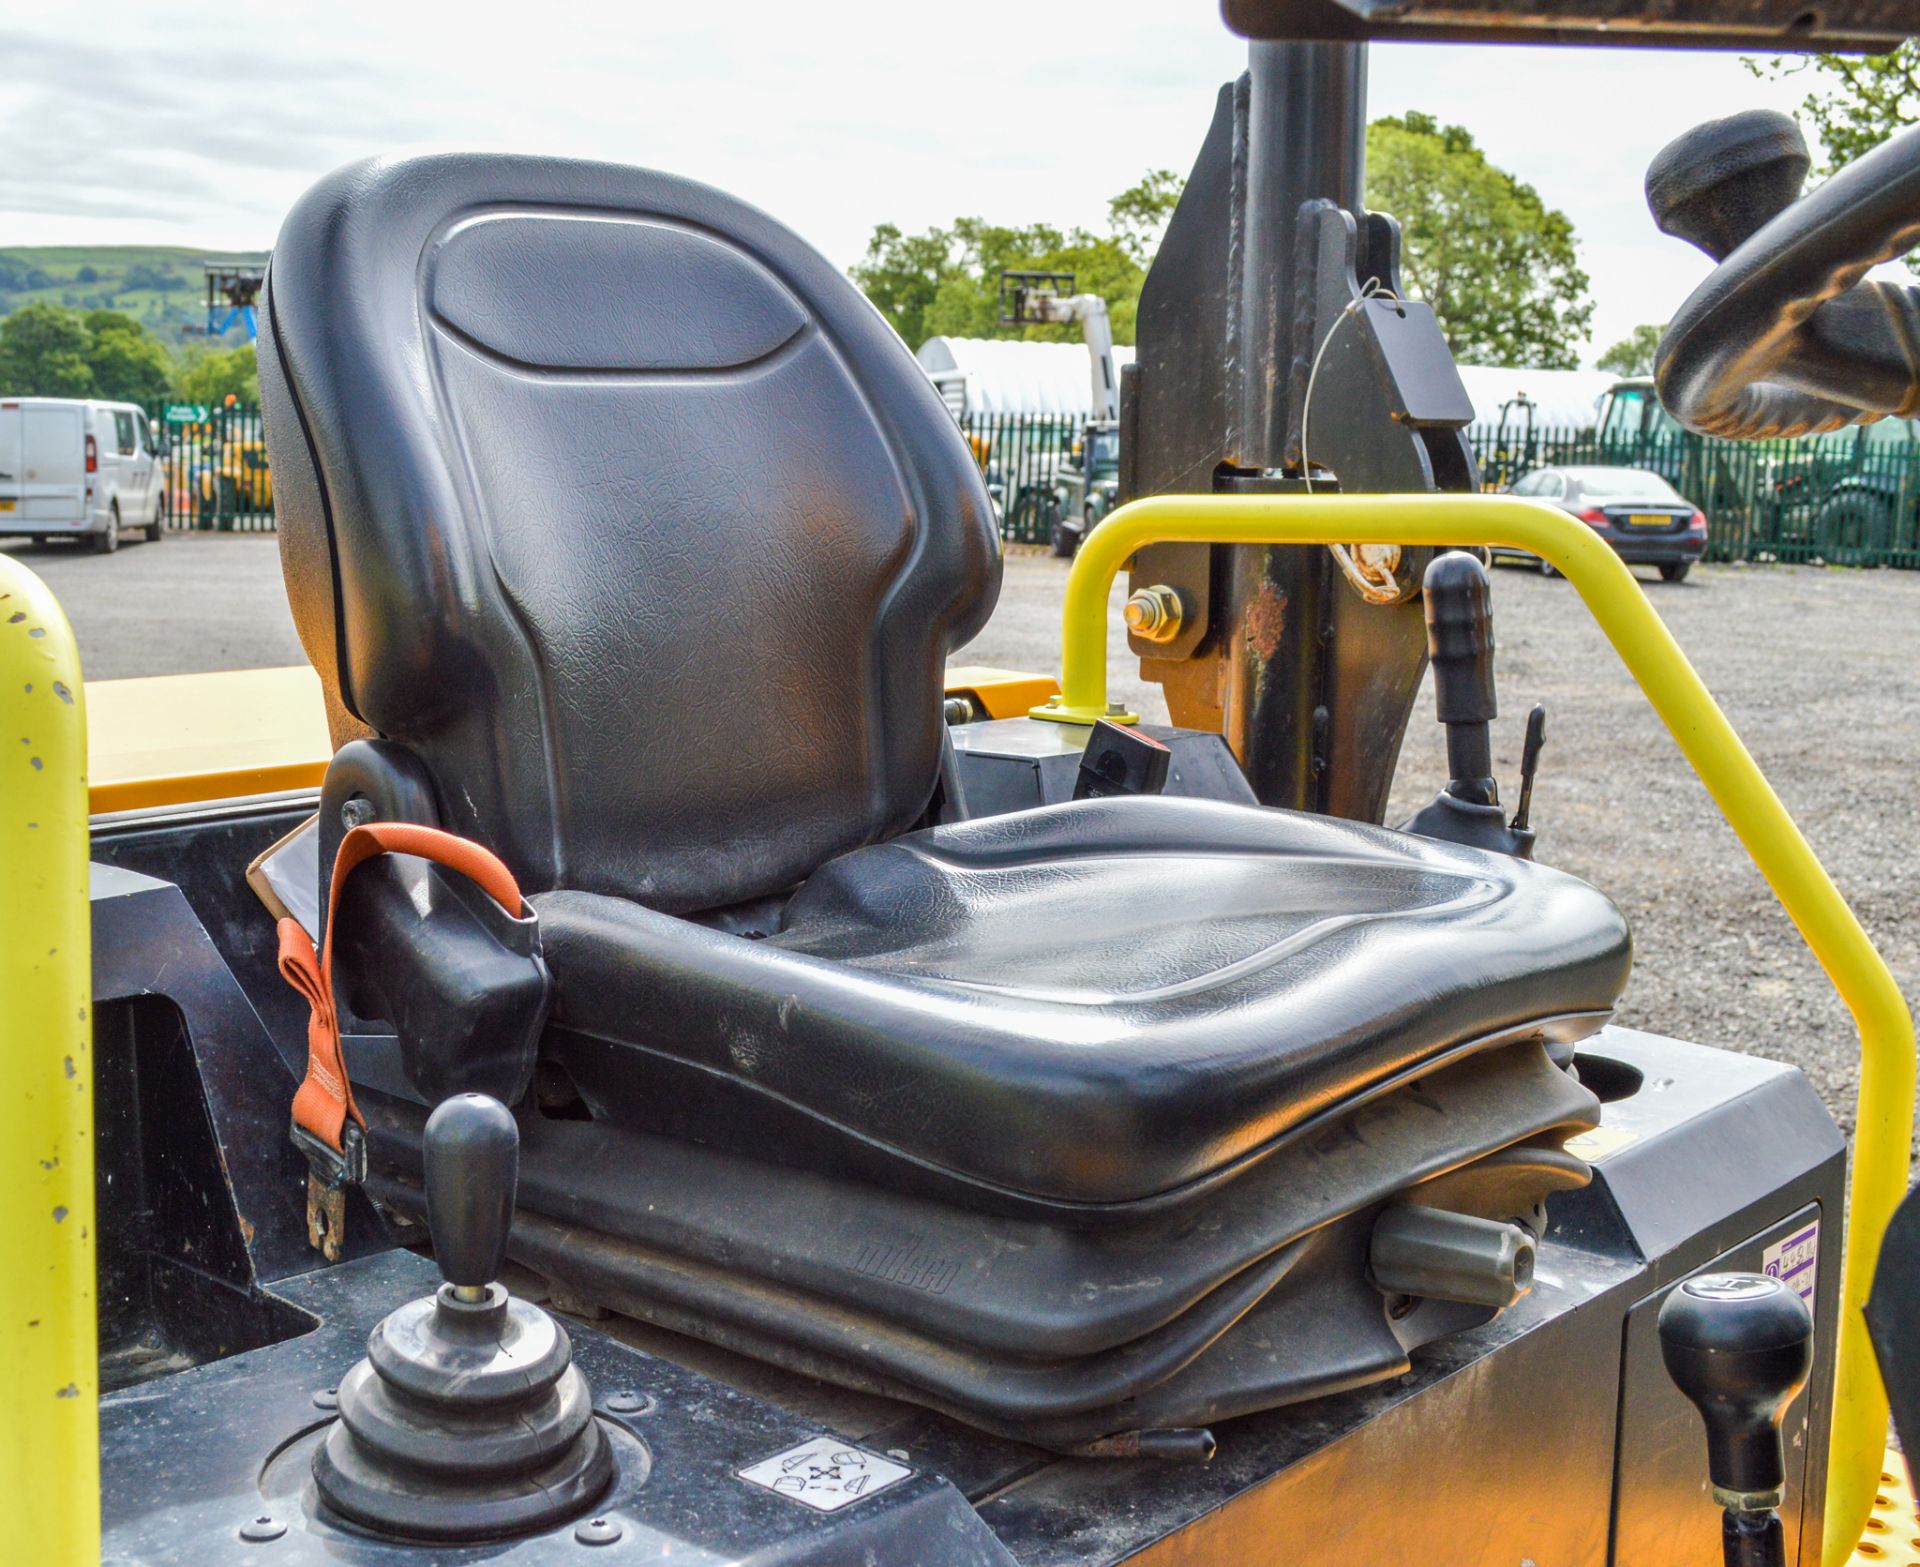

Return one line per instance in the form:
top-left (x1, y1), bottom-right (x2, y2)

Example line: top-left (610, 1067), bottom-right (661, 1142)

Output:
top-left (149, 400), bottom-right (275, 532)
top-left (1467, 422), bottom-right (1920, 570)
top-left (149, 398), bottom-right (1920, 569)
top-left (957, 412), bottom-right (1087, 545)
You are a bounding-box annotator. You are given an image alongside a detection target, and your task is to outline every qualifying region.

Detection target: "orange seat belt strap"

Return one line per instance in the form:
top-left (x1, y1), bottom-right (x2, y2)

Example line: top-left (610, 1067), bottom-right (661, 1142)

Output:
top-left (282, 821), bottom-right (527, 1157)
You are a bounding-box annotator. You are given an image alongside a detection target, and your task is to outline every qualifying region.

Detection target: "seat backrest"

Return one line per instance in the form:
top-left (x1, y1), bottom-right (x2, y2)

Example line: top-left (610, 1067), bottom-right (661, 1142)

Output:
top-left (260, 154), bottom-right (1001, 913)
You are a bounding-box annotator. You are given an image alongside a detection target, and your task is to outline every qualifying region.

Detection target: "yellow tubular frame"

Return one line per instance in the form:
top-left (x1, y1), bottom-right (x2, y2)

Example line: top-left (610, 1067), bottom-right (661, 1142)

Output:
top-left (0, 554), bottom-right (96, 1566)
top-left (1034, 493), bottom-right (1914, 1567)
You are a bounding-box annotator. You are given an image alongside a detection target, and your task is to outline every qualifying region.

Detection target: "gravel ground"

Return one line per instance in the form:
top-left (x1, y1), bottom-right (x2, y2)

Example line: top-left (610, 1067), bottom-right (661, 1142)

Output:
top-left (13, 529), bottom-right (1916, 1142)
top-left (969, 546), bottom-right (1920, 1144)
top-left (1, 531), bottom-right (302, 679)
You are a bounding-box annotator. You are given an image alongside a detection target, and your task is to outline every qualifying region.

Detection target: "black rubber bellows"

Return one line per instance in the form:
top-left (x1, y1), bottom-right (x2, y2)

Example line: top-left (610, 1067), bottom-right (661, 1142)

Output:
top-left (312, 1094), bottom-right (612, 1540)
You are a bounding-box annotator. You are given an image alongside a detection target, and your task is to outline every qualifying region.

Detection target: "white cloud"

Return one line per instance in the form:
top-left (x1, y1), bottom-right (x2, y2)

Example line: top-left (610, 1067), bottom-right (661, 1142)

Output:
top-left (0, 0), bottom-right (1834, 363)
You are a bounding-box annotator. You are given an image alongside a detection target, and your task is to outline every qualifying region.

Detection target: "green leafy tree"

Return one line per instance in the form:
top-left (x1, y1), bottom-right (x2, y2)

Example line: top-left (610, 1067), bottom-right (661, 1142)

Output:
top-left (1365, 112), bottom-right (1593, 369)
top-left (1597, 322), bottom-right (1664, 377)
top-left (850, 171), bottom-right (1187, 351)
top-left (83, 310), bottom-right (174, 404)
top-left (0, 302), bottom-right (95, 396)
top-left (173, 343), bottom-right (259, 405)
top-left (1107, 169), bottom-right (1184, 266)
top-left (1749, 41), bottom-right (1920, 174)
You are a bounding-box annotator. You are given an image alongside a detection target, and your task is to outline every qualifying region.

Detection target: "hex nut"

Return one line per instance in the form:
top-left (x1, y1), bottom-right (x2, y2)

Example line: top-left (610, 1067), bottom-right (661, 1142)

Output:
top-left (1124, 584), bottom-right (1184, 644)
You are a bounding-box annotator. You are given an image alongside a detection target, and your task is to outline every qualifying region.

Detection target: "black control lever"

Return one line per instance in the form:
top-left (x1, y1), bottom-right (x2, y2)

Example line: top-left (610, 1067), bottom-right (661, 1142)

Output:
top-left (310, 1094), bottom-right (612, 1540)
top-left (1399, 553), bottom-right (1541, 859)
top-left (1510, 704), bottom-right (1547, 838)
top-left (424, 1091), bottom-right (519, 1299)
top-left (1659, 1273), bottom-right (1814, 1567)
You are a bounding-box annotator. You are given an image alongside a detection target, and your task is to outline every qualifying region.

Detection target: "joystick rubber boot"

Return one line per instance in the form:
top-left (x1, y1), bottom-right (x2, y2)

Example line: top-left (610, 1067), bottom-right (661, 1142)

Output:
top-left (311, 1095), bottom-right (612, 1540)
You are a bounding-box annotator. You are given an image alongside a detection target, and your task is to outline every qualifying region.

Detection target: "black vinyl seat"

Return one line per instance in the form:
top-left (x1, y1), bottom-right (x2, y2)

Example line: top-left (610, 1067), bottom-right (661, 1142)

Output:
top-left (538, 794), bottom-right (1628, 1208)
top-left (260, 150), bottom-right (1630, 1445)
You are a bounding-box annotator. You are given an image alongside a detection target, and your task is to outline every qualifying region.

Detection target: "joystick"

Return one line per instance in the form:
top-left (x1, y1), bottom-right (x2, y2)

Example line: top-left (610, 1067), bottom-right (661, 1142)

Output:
top-left (311, 1094), bottom-right (612, 1540)
top-left (1659, 1272), bottom-right (1814, 1567)
top-left (1399, 552), bottom-right (1544, 858)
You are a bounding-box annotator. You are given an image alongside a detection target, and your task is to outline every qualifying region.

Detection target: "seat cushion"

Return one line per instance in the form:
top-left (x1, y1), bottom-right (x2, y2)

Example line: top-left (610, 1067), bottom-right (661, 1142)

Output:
top-left (534, 795), bottom-right (1630, 1206)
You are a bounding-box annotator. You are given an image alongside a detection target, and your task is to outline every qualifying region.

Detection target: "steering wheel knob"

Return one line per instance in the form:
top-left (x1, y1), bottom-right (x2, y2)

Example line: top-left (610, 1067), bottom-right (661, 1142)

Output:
top-left (1647, 110), bottom-right (1810, 263)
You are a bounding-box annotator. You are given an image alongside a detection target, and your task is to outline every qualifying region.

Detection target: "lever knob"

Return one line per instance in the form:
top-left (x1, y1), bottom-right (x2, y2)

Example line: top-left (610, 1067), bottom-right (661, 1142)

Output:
top-left (1647, 111), bottom-right (1810, 264)
top-left (424, 1092), bottom-right (518, 1292)
top-left (1422, 552), bottom-right (1497, 803)
top-left (1659, 1272), bottom-right (1813, 1501)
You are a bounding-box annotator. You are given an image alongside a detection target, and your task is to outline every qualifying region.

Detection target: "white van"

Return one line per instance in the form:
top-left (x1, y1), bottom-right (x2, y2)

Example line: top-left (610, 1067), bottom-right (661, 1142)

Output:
top-left (0, 398), bottom-right (165, 553)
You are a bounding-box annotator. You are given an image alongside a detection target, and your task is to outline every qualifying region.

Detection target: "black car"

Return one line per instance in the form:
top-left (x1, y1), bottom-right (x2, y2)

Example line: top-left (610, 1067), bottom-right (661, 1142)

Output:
top-left (1499, 464), bottom-right (1708, 582)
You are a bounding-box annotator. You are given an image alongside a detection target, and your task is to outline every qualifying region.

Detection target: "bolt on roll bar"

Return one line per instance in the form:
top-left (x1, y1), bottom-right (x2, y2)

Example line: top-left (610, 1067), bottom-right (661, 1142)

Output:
top-left (1033, 491), bottom-right (1915, 1567)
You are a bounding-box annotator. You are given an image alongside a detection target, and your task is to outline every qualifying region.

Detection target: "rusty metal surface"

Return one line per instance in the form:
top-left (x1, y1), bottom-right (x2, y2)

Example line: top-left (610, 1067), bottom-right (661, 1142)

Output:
top-left (1223, 0), bottom-right (1912, 49)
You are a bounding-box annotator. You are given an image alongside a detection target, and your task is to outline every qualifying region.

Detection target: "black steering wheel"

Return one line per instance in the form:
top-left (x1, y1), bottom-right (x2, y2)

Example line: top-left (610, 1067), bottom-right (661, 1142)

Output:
top-left (1651, 109), bottom-right (1920, 440)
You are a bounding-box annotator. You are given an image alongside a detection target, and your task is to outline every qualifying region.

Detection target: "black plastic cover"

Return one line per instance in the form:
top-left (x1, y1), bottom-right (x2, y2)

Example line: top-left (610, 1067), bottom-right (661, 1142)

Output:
top-left (332, 854), bottom-right (550, 1108)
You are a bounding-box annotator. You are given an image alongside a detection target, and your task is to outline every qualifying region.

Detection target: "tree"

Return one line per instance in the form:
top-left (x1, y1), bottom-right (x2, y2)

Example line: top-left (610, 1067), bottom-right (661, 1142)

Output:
top-left (1364, 112), bottom-right (1593, 369)
top-left (84, 310), bottom-right (173, 404)
top-left (1107, 169), bottom-right (1184, 266)
top-left (850, 171), bottom-right (1186, 351)
top-left (1749, 41), bottom-right (1919, 175)
top-left (0, 302), bottom-right (95, 396)
top-left (174, 343), bottom-right (259, 405)
top-left (1597, 322), bottom-right (1664, 377)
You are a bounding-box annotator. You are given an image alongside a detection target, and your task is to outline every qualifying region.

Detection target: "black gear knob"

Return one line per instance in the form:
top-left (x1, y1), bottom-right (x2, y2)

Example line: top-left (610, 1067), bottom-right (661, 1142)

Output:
top-left (1659, 1272), bottom-right (1813, 1501)
top-left (423, 1092), bottom-right (518, 1294)
top-left (1646, 110), bottom-right (1811, 264)
top-left (1423, 552), bottom-right (1497, 803)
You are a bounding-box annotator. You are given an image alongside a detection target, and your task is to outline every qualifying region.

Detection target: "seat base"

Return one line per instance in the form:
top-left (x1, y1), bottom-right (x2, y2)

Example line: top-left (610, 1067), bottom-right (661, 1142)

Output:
top-left (360, 1035), bottom-right (1600, 1449)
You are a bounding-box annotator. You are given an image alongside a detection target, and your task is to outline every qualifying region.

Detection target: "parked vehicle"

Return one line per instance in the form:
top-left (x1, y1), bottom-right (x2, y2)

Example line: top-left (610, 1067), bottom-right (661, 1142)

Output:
top-left (194, 433), bottom-right (275, 525)
top-left (0, 397), bottom-right (164, 553)
top-left (1500, 464), bottom-right (1707, 581)
top-left (1046, 421), bottom-right (1120, 556)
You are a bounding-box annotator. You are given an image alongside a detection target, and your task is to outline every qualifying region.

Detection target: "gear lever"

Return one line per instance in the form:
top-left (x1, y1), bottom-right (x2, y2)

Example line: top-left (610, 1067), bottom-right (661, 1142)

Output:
top-left (311, 1094), bottom-right (612, 1540)
top-left (1399, 552), bottom-right (1543, 858)
top-left (1659, 1272), bottom-right (1814, 1567)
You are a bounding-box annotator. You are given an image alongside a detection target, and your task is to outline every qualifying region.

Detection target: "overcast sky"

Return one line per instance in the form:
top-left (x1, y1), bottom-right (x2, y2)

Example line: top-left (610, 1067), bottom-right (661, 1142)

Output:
top-left (0, 0), bottom-right (1840, 361)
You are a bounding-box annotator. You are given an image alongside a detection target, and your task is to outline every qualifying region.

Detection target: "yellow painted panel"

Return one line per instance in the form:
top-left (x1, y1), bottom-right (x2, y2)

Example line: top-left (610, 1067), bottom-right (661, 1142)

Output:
top-left (87, 664), bottom-right (330, 814)
top-left (78, 663), bottom-right (1058, 815)
top-left (945, 664), bottom-right (1060, 720)
top-left (0, 553), bottom-right (97, 1566)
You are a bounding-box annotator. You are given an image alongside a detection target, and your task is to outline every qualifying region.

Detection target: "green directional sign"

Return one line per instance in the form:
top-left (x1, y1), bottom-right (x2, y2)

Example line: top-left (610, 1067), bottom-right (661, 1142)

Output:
top-left (164, 404), bottom-right (210, 425)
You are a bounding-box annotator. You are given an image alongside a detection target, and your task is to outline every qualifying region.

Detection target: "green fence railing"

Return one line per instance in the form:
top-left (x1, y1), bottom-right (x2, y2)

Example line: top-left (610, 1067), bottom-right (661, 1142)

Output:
top-left (149, 400), bottom-right (274, 532)
top-left (1468, 422), bottom-right (1920, 571)
top-left (957, 412), bottom-right (1088, 546)
top-left (146, 398), bottom-right (1920, 569)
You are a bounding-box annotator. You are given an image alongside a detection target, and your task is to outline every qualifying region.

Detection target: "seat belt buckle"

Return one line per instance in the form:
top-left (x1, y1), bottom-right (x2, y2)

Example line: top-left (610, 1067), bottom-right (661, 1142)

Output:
top-left (292, 1119), bottom-right (366, 1263)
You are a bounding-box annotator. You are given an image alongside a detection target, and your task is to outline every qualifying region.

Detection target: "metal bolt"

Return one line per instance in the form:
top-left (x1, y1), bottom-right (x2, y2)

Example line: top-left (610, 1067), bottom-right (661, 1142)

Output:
top-left (1123, 584), bottom-right (1184, 644)
top-left (605, 1389), bottom-right (654, 1416)
top-left (239, 1515), bottom-right (287, 1543)
top-left (575, 1516), bottom-right (623, 1546)
top-left (312, 1387), bottom-right (338, 1411)
top-left (340, 794), bottom-right (377, 829)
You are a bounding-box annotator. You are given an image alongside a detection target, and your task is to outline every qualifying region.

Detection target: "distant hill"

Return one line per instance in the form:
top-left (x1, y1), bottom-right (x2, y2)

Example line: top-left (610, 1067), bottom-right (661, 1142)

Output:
top-left (0, 245), bottom-right (271, 340)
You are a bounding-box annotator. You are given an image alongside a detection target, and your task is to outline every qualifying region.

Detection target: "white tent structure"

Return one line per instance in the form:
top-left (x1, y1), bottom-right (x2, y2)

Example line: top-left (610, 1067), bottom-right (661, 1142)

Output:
top-left (917, 337), bottom-right (1136, 419)
top-left (1455, 366), bottom-right (1614, 435)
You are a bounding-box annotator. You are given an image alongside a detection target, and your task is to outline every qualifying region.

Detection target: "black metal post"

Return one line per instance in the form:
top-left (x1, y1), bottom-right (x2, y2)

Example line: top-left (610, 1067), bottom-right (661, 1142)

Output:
top-left (1235, 40), bottom-right (1367, 473)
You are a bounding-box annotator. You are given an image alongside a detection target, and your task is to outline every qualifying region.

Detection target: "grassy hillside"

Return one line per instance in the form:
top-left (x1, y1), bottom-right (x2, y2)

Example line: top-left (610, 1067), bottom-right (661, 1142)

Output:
top-left (0, 245), bottom-right (270, 339)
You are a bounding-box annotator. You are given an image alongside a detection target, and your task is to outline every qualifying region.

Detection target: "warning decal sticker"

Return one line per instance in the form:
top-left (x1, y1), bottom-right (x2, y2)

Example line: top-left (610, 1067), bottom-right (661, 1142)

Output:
top-left (1763, 1219), bottom-right (1819, 1317)
top-left (738, 1435), bottom-right (913, 1513)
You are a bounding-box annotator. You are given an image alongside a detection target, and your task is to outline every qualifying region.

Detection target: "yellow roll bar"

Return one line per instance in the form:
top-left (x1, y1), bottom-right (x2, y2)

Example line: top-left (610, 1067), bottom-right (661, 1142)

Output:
top-left (0, 554), bottom-right (96, 1566)
top-left (1033, 492), bottom-right (1914, 1567)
